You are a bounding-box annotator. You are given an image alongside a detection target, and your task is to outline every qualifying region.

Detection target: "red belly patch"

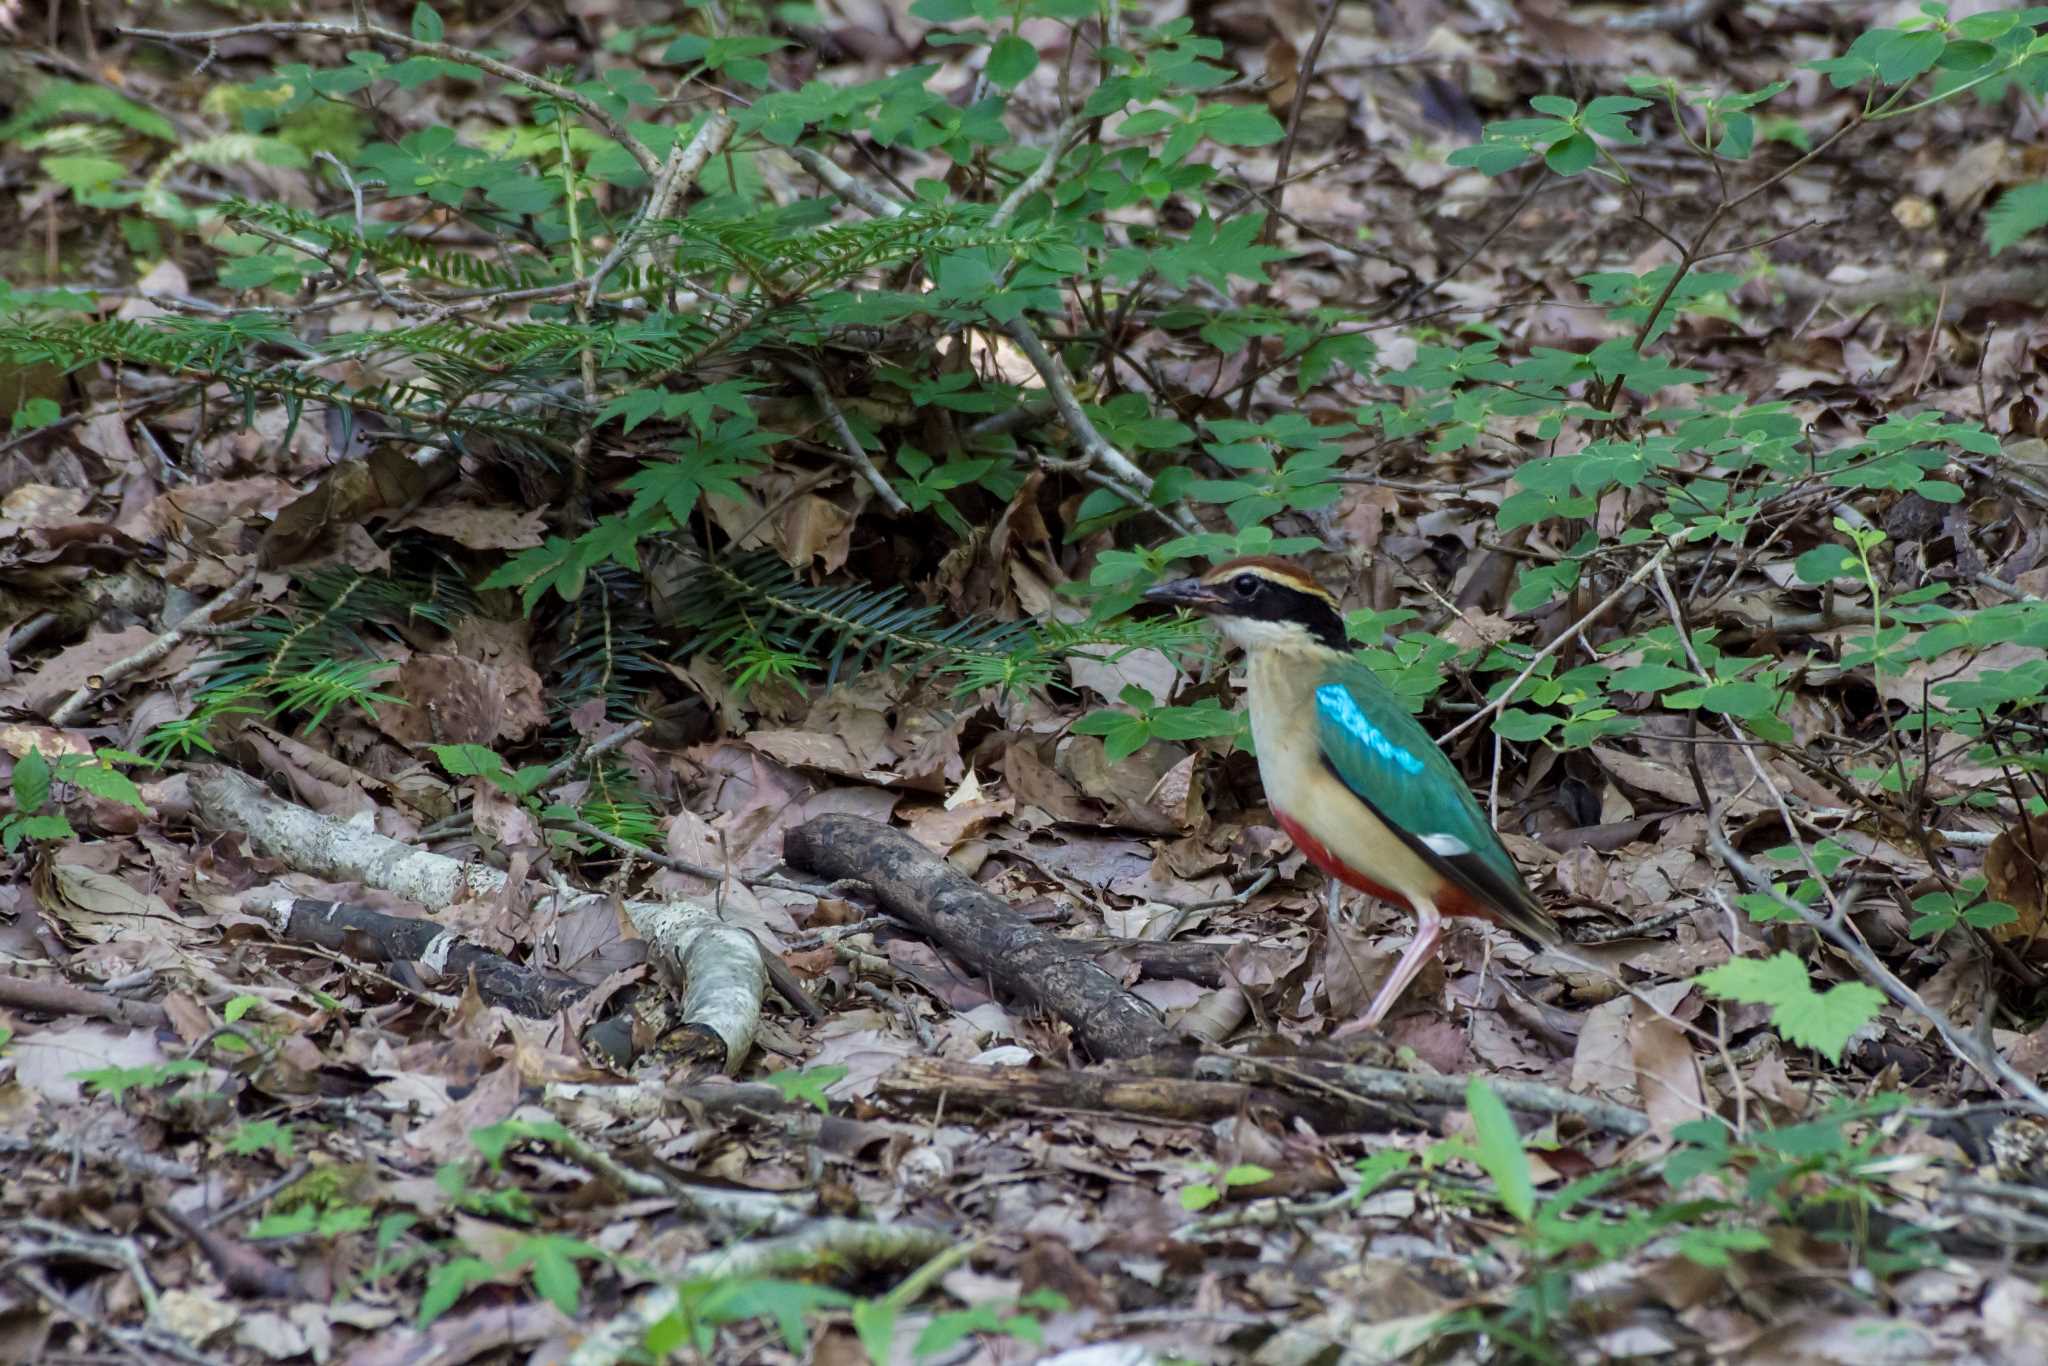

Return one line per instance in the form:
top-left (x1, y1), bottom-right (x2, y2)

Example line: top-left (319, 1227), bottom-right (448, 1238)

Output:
top-left (1273, 809), bottom-right (1495, 924)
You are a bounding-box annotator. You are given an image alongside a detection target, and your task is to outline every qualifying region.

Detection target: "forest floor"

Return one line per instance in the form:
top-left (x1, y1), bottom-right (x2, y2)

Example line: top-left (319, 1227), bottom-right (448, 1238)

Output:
top-left (7, 0), bottom-right (2048, 1362)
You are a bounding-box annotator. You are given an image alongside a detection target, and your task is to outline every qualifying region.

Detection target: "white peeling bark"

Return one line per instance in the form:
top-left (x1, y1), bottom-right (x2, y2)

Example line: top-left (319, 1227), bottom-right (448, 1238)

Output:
top-left (192, 767), bottom-right (763, 1070)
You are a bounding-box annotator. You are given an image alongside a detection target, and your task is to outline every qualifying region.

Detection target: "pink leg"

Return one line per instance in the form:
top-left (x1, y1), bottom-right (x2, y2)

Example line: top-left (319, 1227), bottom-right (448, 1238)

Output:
top-left (1333, 899), bottom-right (1443, 1037)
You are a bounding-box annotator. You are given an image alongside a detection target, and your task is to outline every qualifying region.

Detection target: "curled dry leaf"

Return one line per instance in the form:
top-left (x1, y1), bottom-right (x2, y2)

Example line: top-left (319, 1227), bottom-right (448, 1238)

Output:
top-left (1984, 813), bottom-right (2048, 959)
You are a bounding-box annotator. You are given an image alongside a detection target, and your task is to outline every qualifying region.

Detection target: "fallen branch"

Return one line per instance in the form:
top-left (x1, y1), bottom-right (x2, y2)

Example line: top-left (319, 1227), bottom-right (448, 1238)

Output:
top-left (0, 1134), bottom-right (194, 1182)
top-left (876, 1056), bottom-right (1406, 1132)
top-left (0, 974), bottom-right (172, 1029)
top-left (1644, 565), bottom-right (2048, 1116)
top-left (1072, 937), bottom-right (1234, 988)
top-left (192, 768), bottom-right (765, 1071)
top-left (784, 814), bottom-right (1180, 1059)
top-left (544, 1124), bottom-right (813, 1237)
top-left (251, 896), bottom-right (636, 1063)
top-left (47, 568), bottom-right (259, 726)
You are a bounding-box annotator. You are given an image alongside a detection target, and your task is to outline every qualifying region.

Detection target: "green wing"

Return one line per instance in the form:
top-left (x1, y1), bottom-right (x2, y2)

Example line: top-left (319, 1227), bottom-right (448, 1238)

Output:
top-left (1313, 658), bottom-right (1557, 942)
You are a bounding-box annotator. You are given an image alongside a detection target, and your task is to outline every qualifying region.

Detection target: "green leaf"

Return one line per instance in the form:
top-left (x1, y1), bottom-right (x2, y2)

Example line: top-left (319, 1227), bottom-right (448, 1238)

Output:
top-left (411, 4), bottom-right (445, 42)
top-left (67, 756), bottom-right (148, 812)
top-left (1466, 1077), bottom-right (1534, 1223)
top-left (1493, 709), bottom-right (1558, 742)
top-left (1874, 29), bottom-right (1945, 83)
top-left (1698, 951), bottom-right (1807, 1003)
top-left (851, 1298), bottom-right (897, 1363)
top-left (1770, 980), bottom-right (1887, 1063)
top-left (1696, 951), bottom-right (1884, 1063)
top-left (1965, 900), bottom-right (2019, 930)
top-left (419, 1256), bottom-right (496, 1326)
top-left (762, 1064), bottom-right (847, 1113)
top-left (509, 1235), bottom-right (588, 1314)
top-left (1794, 545), bottom-right (1861, 583)
top-left (10, 397), bottom-right (62, 433)
top-left (1986, 182), bottom-right (2048, 255)
top-left (1544, 132), bottom-right (1598, 176)
top-left (42, 155), bottom-right (124, 193)
top-left (986, 35), bottom-right (1038, 88)
top-left (13, 748), bottom-right (50, 815)
top-left (1203, 104), bottom-right (1286, 146)
top-left (1693, 680), bottom-right (1776, 718)
top-left (432, 743), bottom-right (506, 778)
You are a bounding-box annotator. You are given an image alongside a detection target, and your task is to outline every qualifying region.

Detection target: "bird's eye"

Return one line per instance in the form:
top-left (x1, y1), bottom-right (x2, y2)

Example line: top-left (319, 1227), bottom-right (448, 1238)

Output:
top-left (1231, 574), bottom-right (1258, 596)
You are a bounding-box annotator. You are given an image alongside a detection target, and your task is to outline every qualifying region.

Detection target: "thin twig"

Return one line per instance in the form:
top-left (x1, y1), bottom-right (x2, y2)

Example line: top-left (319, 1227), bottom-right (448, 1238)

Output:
top-left (787, 363), bottom-right (909, 513)
top-left (1440, 541), bottom-right (1674, 744)
top-left (48, 568), bottom-right (260, 726)
top-left (786, 143), bottom-right (1199, 533)
top-left (1707, 854), bottom-right (2048, 1115)
top-left (1261, 0), bottom-right (1343, 246)
top-left (1643, 564), bottom-right (2048, 1113)
top-left (583, 114), bottom-right (736, 310)
top-left (990, 114), bottom-right (1081, 230)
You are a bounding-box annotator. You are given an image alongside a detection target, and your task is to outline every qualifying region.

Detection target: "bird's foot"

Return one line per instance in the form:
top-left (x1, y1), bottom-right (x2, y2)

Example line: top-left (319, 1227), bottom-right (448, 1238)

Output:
top-left (1323, 1019), bottom-right (1398, 1065)
top-left (1329, 1014), bottom-right (1383, 1041)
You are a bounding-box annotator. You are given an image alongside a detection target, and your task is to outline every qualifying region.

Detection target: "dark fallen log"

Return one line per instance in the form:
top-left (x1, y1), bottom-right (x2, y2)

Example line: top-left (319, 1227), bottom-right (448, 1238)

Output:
top-left (262, 897), bottom-right (636, 1065)
top-left (784, 814), bottom-right (1180, 1060)
top-left (1073, 938), bottom-right (1234, 988)
top-left (875, 1056), bottom-right (1412, 1133)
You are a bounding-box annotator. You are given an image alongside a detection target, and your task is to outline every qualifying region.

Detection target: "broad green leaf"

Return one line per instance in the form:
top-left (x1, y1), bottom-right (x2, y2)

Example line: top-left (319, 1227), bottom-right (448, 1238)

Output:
top-left (13, 748), bottom-right (50, 815)
top-left (1793, 545), bottom-right (1860, 583)
top-left (1466, 1077), bottom-right (1534, 1223)
top-left (1544, 132), bottom-right (1597, 176)
top-left (986, 35), bottom-right (1038, 87)
top-left (1769, 980), bottom-right (1885, 1062)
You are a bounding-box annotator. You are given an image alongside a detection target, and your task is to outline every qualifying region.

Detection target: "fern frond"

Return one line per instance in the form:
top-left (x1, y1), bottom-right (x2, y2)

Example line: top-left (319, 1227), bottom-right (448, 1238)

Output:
top-left (653, 548), bottom-right (1046, 690)
top-left (547, 566), bottom-right (667, 721)
top-left (0, 319), bottom-right (575, 458)
top-left (226, 199), bottom-right (556, 291)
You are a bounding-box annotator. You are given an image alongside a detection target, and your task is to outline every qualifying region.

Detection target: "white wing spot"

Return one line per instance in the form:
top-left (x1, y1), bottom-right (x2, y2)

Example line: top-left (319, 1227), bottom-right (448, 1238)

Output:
top-left (1420, 833), bottom-right (1470, 857)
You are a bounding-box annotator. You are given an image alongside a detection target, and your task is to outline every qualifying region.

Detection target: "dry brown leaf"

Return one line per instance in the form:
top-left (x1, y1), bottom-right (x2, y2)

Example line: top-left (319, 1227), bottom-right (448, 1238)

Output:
top-left (42, 863), bottom-right (202, 947)
top-left (396, 502), bottom-right (548, 550)
top-left (1983, 812), bottom-right (2048, 958)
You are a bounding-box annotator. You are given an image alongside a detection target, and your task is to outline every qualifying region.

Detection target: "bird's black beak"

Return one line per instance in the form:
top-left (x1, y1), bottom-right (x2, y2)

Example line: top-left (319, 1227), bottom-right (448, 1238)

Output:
top-left (1141, 577), bottom-right (1224, 613)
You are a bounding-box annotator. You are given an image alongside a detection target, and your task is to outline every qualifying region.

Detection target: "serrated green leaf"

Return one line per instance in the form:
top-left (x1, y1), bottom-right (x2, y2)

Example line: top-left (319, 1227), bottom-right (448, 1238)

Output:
top-left (1770, 980), bottom-right (1885, 1063)
top-left (1698, 950), bottom-right (1810, 1006)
